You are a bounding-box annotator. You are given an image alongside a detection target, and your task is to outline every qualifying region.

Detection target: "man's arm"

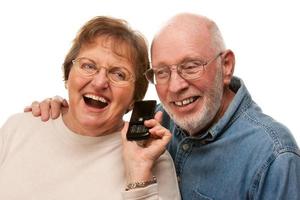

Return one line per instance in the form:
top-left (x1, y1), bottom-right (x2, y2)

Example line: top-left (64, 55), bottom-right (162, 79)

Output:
top-left (253, 151), bottom-right (300, 199)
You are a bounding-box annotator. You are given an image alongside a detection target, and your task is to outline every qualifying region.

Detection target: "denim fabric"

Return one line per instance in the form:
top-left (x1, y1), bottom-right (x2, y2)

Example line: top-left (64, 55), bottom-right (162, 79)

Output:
top-left (158, 77), bottom-right (300, 200)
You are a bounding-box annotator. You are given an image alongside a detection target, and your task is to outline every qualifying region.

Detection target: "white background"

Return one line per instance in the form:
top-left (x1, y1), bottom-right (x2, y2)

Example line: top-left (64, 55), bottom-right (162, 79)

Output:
top-left (0, 0), bottom-right (299, 144)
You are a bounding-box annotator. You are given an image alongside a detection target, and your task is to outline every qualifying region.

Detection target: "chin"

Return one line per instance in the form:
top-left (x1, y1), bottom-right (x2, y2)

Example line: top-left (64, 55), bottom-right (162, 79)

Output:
top-left (78, 115), bottom-right (102, 126)
top-left (163, 99), bottom-right (218, 135)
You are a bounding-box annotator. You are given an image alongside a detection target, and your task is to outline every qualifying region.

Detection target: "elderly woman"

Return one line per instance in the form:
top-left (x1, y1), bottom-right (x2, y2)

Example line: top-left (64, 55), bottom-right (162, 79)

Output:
top-left (0, 16), bottom-right (180, 199)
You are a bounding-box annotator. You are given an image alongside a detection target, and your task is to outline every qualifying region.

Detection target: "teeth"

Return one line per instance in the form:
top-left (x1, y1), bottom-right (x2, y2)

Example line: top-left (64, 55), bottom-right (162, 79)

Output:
top-left (174, 97), bottom-right (195, 106)
top-left (84, 94), bottom-right (107, 103)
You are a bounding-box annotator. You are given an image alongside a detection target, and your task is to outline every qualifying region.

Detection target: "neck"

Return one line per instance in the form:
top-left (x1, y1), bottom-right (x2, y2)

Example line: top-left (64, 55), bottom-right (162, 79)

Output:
top-left (213, 86), bottom-right (235, 123)
top-left (62, 112), bottom-right (124, 137)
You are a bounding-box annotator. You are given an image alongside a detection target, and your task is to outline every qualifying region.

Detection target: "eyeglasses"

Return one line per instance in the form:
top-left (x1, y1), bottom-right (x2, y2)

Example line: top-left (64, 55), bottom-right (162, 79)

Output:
top-left (144, 52), bottom-right (223, 85)
top-left (72, 57), bottom-right (135, 87)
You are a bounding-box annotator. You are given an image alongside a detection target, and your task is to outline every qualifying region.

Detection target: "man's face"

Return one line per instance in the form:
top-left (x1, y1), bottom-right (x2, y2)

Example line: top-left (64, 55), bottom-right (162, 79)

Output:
top-left (151, 28), bottom-right (225, 135)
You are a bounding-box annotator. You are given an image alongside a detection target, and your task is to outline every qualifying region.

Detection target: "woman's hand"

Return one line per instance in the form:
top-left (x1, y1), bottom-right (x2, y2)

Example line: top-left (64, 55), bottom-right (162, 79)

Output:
top-left (121, 111), bottom-right (172, 183)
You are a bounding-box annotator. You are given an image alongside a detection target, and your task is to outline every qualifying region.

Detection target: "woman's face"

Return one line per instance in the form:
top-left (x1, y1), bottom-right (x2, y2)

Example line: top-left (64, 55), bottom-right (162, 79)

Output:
top-left (63, 36), bottom-right (135, 136)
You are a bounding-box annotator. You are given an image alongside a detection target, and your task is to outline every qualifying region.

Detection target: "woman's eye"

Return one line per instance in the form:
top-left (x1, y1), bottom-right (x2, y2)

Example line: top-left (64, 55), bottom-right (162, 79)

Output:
top-left (109, 68), bottom-right (128, 81)
top-left (81, 63), bottom-right (96, 70)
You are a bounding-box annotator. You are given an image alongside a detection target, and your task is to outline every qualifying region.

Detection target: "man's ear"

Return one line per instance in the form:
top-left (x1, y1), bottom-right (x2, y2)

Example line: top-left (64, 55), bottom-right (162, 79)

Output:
top-left (221, 50), bottom-right (235, 85)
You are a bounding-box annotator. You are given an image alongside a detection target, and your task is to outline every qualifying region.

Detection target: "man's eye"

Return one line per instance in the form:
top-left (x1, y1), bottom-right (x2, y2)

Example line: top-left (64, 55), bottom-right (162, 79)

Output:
top-left (181, 61), bottom-right (204, 72)
top-left (155, 68), bottom-right (169, 78)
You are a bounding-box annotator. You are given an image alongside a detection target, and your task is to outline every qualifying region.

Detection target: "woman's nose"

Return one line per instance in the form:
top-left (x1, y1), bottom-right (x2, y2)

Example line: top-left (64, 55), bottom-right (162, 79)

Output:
top-left (90, 68), bottom-right (109, 89)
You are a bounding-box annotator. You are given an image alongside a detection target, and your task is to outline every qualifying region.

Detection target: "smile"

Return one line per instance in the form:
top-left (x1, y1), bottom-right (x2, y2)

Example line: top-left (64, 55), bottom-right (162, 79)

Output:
top-left (173, 96), bottom-right (199, 107)
top-left (83, 94), bottom-right (109, 109)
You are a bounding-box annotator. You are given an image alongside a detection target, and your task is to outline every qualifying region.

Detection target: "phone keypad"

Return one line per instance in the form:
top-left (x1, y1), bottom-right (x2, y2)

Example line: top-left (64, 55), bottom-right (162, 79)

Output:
top-left (130, 125), bottom-right (148, 134)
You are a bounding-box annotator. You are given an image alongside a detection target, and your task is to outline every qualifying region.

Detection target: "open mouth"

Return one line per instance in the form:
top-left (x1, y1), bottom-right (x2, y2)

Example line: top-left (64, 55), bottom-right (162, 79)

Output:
top-left (83, 94), bottom-right (109, 109)
top-left (173, 96), bottom-right (199, 107)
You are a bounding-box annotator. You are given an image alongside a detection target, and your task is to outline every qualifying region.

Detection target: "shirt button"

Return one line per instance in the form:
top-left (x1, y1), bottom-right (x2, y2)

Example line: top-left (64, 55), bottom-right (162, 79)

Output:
top-left (182, 143), bottom-right (190, 151)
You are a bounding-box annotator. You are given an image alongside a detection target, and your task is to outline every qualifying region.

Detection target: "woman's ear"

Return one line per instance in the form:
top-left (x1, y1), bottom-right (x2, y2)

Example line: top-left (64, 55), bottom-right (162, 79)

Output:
top-left (221, 50), bottom-right (235, 86)
top-left (64, 81), bottom-right (68, 89)
top-left (128, 101), bottom-right (134, 111)
top-left (125, 101), bottom-right (135, 114)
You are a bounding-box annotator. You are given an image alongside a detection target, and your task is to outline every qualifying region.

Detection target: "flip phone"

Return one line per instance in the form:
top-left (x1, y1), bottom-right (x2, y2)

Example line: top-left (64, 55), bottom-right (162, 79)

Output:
top-left (126, 100), bottom-right (157, 141)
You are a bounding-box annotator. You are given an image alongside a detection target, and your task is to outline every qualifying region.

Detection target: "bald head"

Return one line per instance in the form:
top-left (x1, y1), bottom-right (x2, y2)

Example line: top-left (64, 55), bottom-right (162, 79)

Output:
top-left (156, 13), bottom-right (213, 35)
top-left (151, 13), bottom-right (225, 61)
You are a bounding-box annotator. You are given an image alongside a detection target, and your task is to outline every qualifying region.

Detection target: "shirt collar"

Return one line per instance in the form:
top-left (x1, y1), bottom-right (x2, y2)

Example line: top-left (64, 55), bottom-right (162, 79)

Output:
top-left (205, 76), bottom-right (253, 141)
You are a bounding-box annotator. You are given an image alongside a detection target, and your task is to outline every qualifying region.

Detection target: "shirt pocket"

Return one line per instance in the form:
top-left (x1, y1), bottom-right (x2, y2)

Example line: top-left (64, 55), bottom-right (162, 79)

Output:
top-left (192, 189), bottom-right (214, 200)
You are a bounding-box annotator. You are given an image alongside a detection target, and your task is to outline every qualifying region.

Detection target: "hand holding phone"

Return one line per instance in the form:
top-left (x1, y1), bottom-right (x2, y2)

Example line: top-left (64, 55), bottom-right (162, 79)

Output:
top-left (126, 100), bottom-right (157, 141)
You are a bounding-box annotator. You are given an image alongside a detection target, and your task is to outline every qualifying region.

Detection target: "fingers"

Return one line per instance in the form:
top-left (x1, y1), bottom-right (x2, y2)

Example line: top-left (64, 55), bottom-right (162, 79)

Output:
top-left (50, 96), bottom-right (67, 119)
top-left (40, 98), bottom-right (52, 121)
top-left (24, 100), bottom-right (51, 122)
top-left (53, 96), bottom-right (68, 108)
top-left (144, 114), bottom-right (172, 142)
top-left (31, 101), bottom-right (42, 117)
top-left (62, 99), bottom-right (69, 107)
top-left (154, 111), bottom-right (163, 123)
top-left (24, 106), bottom-right (32, 112)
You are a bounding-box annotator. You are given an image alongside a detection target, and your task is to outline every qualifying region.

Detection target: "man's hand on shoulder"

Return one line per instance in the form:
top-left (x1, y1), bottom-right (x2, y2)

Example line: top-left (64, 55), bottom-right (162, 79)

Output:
top-left (24, 95), bottom-right (68, 121)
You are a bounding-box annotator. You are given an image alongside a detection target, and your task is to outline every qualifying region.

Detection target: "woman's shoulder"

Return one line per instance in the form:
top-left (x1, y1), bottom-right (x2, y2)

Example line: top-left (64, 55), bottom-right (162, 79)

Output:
top-left (1, 112), bottom-right (50, 134)
top-left (3, 112), bottom-right (39, 125)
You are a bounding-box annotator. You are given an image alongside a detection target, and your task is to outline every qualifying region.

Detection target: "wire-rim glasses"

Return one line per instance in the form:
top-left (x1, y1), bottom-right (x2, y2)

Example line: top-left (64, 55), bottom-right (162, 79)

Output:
top-left (144, 52), bottom-right (223, 85)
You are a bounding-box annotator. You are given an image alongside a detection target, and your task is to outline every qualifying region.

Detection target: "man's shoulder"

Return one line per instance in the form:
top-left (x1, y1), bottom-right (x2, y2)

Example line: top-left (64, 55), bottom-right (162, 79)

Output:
top-left (241, 107), bottom-right (299, 153)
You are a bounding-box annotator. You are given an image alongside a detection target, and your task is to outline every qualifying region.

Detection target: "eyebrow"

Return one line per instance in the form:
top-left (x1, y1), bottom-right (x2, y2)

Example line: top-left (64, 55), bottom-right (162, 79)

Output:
top-left (77, 57), bottom-right (97, 63)
top-left (78, 56), bottom-right (132, 68)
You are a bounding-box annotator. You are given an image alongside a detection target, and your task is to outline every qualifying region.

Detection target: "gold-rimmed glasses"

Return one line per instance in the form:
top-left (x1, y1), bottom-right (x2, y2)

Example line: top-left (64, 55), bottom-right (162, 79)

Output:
top-left (72, 57), bottom-right (135, 87)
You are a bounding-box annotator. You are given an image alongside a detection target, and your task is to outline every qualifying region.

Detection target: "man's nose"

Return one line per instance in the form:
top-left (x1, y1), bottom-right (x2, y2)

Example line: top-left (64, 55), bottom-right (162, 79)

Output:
top-left (168, 67), bottom-right (189, 93)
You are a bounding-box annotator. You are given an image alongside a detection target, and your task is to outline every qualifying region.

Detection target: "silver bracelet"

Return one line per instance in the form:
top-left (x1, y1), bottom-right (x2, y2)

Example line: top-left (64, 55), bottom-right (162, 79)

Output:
top-left (125, 176), bottom-right (157, 191)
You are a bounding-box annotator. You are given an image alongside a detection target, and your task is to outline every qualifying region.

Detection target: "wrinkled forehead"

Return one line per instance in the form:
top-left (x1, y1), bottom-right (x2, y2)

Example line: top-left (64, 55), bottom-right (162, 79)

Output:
top-left (151, 28), bottom-right (213, 66)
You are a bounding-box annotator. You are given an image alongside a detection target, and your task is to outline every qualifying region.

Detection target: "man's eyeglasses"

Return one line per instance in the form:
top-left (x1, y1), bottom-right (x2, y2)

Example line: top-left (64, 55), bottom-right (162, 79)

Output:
top-left (72, 57), bottom-right (135, 87)
top-left (144, 52), bottom-right (223, 85)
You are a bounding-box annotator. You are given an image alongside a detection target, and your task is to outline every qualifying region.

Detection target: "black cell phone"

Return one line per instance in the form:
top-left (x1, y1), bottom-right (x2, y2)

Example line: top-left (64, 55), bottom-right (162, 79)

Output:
top-left (126, 100), bottom-right (157, 141)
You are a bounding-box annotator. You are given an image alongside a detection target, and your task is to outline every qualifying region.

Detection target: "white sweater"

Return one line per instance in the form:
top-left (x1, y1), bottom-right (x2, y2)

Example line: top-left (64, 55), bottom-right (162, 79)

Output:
top-left (0, 113), bottom-right (180, 200)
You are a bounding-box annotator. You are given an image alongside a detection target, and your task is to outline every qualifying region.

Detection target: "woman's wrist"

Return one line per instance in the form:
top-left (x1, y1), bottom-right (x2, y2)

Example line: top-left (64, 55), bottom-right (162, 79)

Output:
top-left (125, 176), bottom-right (157, 191)
top-left (126, 167), bottom-right (153, 182)
top-left (125, 159), bottom-right (155, 180)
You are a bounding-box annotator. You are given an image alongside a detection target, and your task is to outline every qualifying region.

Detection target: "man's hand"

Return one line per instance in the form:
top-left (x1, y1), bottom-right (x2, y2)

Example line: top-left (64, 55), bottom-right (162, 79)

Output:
top-left (24, 96), bottom-right (68, 121)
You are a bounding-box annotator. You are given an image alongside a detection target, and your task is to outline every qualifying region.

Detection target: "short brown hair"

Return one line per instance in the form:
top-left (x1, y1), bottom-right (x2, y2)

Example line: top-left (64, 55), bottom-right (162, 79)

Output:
top-left (63, 16), bottom-right (149, 102)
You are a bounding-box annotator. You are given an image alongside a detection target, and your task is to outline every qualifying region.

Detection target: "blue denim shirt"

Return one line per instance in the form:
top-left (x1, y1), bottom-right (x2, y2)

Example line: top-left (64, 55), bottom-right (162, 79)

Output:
top-left (158, 77), bottom-right (300, 200)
